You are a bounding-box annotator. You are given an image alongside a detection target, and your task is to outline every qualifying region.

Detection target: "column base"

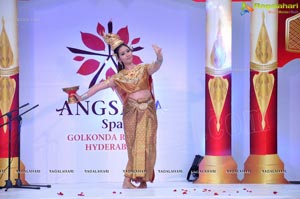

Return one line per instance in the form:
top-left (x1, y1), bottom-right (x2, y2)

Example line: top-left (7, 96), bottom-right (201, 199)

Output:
top-left (242, 154), bottom-right (288, 184)
top-left (0, 157), bottom-right (28, 186)
top-left (194, 155), bottom-right (240, 184)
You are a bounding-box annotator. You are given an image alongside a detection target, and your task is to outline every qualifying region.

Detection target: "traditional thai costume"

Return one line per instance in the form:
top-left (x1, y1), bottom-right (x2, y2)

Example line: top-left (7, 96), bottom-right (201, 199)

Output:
top-left (112, 63), bottom-right (157, 183)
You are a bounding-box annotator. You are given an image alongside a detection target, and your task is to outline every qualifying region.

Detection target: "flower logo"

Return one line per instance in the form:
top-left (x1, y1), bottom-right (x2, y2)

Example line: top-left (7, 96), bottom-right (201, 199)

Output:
top-left (240, 2), bottom-right (254, 16)
top-left (67, 21), bottom-right (144, 88)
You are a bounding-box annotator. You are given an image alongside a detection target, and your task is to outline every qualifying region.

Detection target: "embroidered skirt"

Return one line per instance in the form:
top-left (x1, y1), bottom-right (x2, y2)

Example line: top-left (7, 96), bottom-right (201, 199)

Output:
top-left (123, 97), bottom-right (157, 182)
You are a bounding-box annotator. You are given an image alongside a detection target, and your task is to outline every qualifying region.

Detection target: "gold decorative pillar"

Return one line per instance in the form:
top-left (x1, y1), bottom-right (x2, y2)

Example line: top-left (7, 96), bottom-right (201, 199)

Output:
top-left (0, 0), bottom-right (26, 186)
top-left (242, 0), bottom-right (288, 184)
top-left (194, 0), bottom-right (239, 184)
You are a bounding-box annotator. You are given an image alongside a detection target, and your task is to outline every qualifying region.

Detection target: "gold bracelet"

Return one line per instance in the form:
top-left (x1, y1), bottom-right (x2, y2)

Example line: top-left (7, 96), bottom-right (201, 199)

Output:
top-left (104, 78), bottom-right (110, 85)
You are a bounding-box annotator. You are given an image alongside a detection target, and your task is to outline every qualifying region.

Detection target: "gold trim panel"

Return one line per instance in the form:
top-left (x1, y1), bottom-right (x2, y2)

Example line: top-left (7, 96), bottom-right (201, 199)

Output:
top-left (0, 17), bottom-right (14, 68)
top-left (250, 62), bottom-right (277, 72)
top-left (208, 77), bottom-right (229, 132)
top-left (206, 67), bottom-right (231, 76)
top-left (255, 12), bottom-right (273, 64)
top-left (253, 72), bottom-right (274, 130)
top-left (0, 66), bottom-right (19, 76)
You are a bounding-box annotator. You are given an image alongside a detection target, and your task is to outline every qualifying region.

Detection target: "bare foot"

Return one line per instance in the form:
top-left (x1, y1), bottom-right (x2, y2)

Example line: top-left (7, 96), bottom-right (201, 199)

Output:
top-left (122, 177), bottom-right (137, 189)
top-left (138, 182), bottom-right (147, 189)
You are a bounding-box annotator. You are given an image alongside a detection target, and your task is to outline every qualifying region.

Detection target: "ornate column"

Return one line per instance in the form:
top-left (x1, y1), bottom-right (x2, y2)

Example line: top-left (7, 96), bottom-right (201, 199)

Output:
top-left (195, 0), bottom-right (239, 184)
top-left (242, 0), bottom-right (288, 183)
top-left (0, 0), bottom-right (26, 186)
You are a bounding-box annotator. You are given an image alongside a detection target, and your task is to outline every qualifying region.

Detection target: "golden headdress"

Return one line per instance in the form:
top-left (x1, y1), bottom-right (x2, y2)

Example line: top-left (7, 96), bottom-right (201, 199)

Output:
top-left (103, 33), bottom-right (124, 51)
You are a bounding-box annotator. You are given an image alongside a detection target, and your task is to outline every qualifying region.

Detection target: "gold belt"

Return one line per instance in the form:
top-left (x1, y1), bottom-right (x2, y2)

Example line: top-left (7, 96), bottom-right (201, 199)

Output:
top-left (127, 97), bottom-right (153, 110)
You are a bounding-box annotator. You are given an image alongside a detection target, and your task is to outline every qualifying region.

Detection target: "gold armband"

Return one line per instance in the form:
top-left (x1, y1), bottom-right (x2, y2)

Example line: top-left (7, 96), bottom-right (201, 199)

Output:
top-left (104, 78), bottom-right (110, 85)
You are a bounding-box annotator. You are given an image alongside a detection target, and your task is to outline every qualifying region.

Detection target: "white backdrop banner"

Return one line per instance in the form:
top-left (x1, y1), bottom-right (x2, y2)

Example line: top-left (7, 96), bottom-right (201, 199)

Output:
top-left (16, 0), bottom-right (300, 184)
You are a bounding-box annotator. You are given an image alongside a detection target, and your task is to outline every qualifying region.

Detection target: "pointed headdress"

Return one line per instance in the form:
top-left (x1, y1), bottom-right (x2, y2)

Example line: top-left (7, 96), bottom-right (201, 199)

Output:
top-left (103, 33), bottom-right (124, 51)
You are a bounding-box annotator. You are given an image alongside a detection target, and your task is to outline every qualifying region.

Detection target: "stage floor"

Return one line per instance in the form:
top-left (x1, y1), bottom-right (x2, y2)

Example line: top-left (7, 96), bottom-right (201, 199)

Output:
top-left (1, 181), bottom-right (300, 199)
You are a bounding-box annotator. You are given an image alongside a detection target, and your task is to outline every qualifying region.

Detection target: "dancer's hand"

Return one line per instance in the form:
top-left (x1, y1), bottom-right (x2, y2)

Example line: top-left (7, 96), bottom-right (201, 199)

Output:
top-left (152, 44), bottom-right (163, 61)
top-left (71, 93), bottom-right (82, 102)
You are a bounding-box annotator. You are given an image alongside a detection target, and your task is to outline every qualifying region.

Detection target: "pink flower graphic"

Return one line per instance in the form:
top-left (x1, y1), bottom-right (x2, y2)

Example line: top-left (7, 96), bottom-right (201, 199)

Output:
top-left (67, 21), bottom-right (144, 88)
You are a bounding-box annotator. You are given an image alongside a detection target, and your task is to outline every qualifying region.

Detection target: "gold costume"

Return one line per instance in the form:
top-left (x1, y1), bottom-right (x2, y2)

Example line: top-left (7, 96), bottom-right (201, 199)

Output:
top-left (113, 64), bottom-right (157, 182)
